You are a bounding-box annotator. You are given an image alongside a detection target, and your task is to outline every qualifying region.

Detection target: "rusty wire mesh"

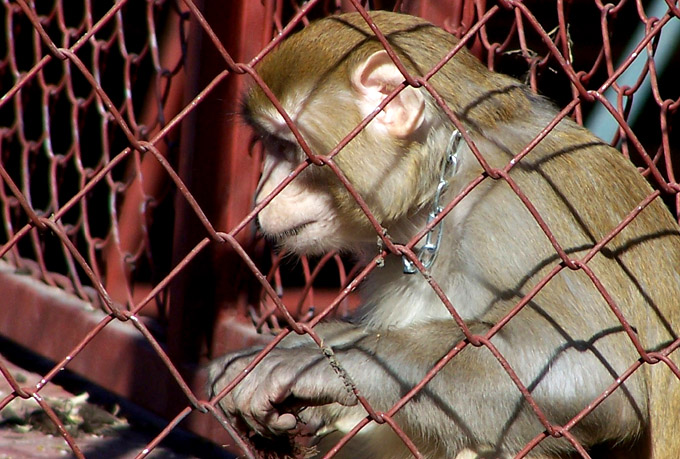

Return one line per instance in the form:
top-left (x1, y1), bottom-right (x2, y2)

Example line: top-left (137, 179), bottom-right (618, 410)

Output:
top-left (0, 0), bottom-right (679, 457)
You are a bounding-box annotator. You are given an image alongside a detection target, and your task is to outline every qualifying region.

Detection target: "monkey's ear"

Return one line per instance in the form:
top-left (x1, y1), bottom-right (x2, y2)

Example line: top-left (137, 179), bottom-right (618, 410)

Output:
top-left (351, 51), bottom-right (425, 138)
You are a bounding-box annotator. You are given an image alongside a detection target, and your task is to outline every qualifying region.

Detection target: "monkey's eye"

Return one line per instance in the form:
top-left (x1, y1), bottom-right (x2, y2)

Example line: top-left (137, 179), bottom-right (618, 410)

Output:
top-left (262, 136), bottom-right (297, 160)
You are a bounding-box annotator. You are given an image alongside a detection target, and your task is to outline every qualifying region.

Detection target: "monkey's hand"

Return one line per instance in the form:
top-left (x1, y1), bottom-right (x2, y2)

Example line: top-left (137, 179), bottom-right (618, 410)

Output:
top-left (208, 342), bottom-right (361, 439)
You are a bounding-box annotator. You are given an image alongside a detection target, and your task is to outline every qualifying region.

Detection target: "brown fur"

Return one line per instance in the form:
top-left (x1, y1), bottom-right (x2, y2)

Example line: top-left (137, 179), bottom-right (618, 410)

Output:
top-left (213, 11), bottom-right (680, 458)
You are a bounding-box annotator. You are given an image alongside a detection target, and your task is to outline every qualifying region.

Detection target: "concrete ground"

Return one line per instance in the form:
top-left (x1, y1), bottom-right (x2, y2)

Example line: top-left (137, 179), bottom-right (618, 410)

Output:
top-left (0, 351), bottom-right (233, 459)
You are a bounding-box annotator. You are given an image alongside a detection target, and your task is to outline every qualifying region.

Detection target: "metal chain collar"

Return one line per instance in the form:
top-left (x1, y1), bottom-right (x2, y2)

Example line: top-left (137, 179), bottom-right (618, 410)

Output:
top-left (402, 129), bottom-right (463, 274)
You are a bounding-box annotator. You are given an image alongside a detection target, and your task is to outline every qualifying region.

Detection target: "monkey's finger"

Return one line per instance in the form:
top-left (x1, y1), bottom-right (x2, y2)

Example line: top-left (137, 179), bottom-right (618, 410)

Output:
top-left (236, 402), bottom-right (294, 436)
top-left (241, 401), bottom-right (297, 435)
top-left (264, 412), bottom-right (298, 433)
top-left (238, 380), bottom-right (300, 435)
top-left (216, 395), bottom-right (255, 435)
top-left (222, 383), bottom-right (266, 434)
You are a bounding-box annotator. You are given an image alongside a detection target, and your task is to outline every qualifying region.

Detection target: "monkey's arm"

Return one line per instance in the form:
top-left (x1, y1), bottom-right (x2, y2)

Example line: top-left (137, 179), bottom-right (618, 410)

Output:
top-left (209, 318), bottom-right (551, 447)
top-left (210, 311), bottom-right (644, 456)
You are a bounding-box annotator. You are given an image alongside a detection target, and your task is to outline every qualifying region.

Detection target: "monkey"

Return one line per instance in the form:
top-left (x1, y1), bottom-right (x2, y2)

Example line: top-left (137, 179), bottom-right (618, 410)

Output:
top-left (208, 11), bottom-right (680, 459)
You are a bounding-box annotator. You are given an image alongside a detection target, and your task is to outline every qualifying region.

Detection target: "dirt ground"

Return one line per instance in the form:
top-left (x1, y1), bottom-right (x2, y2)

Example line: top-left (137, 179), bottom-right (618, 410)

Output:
top-left (0, 351), bottom-right (233, 459)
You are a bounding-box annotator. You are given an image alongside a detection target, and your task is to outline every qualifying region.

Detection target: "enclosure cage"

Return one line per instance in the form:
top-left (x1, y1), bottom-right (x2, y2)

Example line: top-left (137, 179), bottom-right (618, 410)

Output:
top-left (0, 0), bottom-right (679, 457)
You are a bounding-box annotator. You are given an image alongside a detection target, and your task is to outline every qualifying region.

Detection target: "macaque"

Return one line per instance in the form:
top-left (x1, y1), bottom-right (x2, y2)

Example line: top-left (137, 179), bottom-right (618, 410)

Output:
top-left (208, 11), bottom-right (680, 459)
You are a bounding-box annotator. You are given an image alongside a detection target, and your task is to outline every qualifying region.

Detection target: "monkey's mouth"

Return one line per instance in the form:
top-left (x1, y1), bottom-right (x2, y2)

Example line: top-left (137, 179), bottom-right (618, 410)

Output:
top-left (269, 221), bottom-right (314, 241)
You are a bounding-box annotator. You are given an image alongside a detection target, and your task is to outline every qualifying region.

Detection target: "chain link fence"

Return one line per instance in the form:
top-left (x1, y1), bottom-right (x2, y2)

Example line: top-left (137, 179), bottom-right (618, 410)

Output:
top-left (0, 0), bottom-right (678, 457)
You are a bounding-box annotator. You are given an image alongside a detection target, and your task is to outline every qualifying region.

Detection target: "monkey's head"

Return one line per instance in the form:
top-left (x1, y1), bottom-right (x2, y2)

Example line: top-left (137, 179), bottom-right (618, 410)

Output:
top-left (243, 11), bottom-right (530, 255)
